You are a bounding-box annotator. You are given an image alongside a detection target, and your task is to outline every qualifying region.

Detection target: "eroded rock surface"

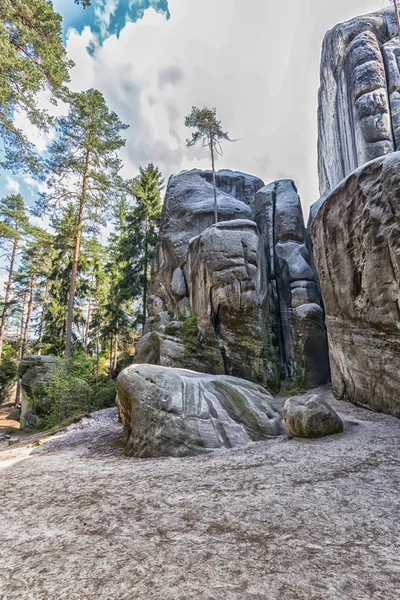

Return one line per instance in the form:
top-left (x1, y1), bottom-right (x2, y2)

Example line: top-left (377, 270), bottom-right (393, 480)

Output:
top-left (140, 169), bottom-right (329, 392)
top-left (312, 152), bottom-right (400, 417)
top-left (117, 364), bottom-right (285, 457)
top-left (318, 7), bottom-right (400, 199)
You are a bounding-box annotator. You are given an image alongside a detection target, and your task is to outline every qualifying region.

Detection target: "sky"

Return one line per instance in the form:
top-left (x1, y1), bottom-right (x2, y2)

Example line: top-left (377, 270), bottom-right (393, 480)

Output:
top-left (0, 0), bottom-right (386, 219)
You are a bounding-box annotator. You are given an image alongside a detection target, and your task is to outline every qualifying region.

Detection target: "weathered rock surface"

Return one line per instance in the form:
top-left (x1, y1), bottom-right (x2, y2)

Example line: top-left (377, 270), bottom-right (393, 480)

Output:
top-left (184, 219), bottom-right (280, 390)
top-left (19, 355), bottom-right (91, 429)
top-left (142, 169), bottom-right (329, 392)
top-left (312, 152), bottom-right (400, 417)
top-left (283, 394), bottom-right (343, 438)
top-left (117, 364), bottom-right (285, 457)
top-left (317, 7), bottom-right (400, 200)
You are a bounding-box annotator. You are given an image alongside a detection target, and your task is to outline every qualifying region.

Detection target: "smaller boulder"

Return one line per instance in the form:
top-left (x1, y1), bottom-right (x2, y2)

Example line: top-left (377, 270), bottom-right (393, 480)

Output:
top-left (283, 394), bottom-right (343, 438)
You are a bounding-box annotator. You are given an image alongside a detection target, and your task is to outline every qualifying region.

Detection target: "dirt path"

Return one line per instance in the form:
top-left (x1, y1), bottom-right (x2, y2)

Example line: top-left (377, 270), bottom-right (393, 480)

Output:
top-left (0, 386), bottom-right (400, 600)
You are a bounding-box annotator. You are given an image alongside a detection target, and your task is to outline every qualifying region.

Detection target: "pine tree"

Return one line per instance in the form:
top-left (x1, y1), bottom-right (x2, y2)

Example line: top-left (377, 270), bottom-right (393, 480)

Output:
top-left (37, 89), bottom-right (128, 356)
top-left (0, 0), bottom-right (72, 172)
top-left (185, 106), bottom-right (234, 223)
top-left (0, 194), bottom-right (30, 360)
top-left (120, 164), bottom-right (164, 329)
top-left (13, 227), bottom-right (55, 404)
top-left (42, 205), bottom-right (80, 356)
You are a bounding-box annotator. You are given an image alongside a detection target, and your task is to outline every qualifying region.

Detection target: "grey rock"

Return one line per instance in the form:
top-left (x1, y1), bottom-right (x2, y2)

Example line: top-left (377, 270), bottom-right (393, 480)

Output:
top-left (311, 152), bottom-right (400, 417)
top-left (150, 169), bottom-right (252, 312)
top-left (283, 394), bottom-right (343, 438)
top-left (142, 170), bottom-right (330, 392)
top-left (185, 219), bottom-right (281, 391)
top-left (171, 267), bottom-right (187, 297)
top-left (272, 181), bottom-right (330, 388)
top-left (117, 364), bottom-right (285, 457)
top-left (317, 8), bottom-right (399, 200)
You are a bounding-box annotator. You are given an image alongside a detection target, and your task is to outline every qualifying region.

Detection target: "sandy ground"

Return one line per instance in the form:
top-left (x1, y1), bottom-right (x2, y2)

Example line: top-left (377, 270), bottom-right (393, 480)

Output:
top-left (0, 385), bottom-right (400, 600)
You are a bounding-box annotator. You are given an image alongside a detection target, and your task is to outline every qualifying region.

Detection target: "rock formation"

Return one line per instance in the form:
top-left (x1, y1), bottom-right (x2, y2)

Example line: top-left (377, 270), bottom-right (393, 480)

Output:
top-left (317, 7), bottom-right (400, 199)
top-left (312, 153), bottom-right (400, 417)
top-left (311, 7), bottom-right (400, 418)
top-left (136, 169), bottom-right (330, 393)
top-left (117, 364), bottom-right (286, 457)
top-left (283, 394), bottom-right (343, 438)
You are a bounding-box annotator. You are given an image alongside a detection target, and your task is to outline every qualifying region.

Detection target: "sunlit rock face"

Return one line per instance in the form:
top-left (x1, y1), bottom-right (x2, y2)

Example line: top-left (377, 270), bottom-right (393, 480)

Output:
top-left (311, 7), bottom-right (400, 418)
top-left (312, 153), bottom-right (400, 418)
top-left (136, 169), bottom-right (330, 393)
top-left (117, 364), bottom-right (286, 458)
top-left (318, 7), bottom-right (400, 198)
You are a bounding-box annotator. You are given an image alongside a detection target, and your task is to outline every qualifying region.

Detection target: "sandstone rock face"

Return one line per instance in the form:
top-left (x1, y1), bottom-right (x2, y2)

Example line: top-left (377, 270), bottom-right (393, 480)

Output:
top-left (141, 169), bottom-right (330, 392)
top-left (312, 153), bottom-right (400, 417)
top-left (318, 7), bottom-right (400, 199)
top-left (19, 355), bottom-right (91, 429)
top-left (117, 364), bottom-right (285, 457)
top-left (283, 394), bottom-right (343, 438)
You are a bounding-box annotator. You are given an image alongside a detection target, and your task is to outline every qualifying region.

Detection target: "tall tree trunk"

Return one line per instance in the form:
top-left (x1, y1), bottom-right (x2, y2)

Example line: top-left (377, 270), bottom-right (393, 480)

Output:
top-left (84, 274), bottom-right (94, 354)
top-left (96, 330), bottom-right (100, 384)
top-left (65, 146), bottom-right (91, 357)
top-left (209, 130), bottom-right (218, 224)
top-left (0, 235), bottom-right (18, 360)
top-left (108, 333), bottom-right (113, 380)
top-left (113, 324), bottom-right (118, 372)
top-left (37, 279), bottom-right (49, 356)
top-left (14, 290), bottom-right (27, 407)
top-left (142, 218), bottom-right (149, 332)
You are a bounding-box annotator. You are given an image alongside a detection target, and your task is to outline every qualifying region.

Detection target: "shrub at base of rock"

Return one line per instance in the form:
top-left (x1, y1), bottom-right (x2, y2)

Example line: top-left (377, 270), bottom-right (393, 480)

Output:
top-left (19, 355), bottom-right (92, 429)
top-left (283, 394), bottom-right (343, 438)
top-left (117, 364), bottom-right (286, 458)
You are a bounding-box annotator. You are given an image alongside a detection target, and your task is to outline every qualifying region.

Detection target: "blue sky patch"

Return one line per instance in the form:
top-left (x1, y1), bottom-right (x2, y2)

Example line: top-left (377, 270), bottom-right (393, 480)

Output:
top-left (53, 0), bottom-right (170, 44)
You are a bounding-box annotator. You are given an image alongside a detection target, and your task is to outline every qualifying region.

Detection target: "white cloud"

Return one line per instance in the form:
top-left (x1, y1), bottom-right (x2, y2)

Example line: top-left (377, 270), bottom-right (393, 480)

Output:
top-left (62, 0), bottom-right (380, 213)
top-left (5, 177), bottom-right (20, 194)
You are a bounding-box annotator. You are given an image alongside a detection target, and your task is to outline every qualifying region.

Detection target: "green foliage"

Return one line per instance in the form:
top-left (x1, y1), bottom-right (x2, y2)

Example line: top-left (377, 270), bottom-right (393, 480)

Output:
top-left (35, 353), bottom-right (117, 429)
top-left (181, 314), bottom-right (199, 353)
top-left (117, 163), bottom-right (164, 328)
top-left (0, 341), bottom-right (18, 404)
top-left (0, 0), bottom-right (72, 173)
top-left (185, 106), bottom-right (233, 154)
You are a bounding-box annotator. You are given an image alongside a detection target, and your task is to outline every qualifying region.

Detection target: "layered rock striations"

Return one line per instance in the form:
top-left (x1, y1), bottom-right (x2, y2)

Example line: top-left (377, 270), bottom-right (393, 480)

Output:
top-left (311, 7), bottom-right (400, 418)
top-left (137, 169), bottom-right (329, 393)
top-left (117, 364), bottom-right (286, 457)
top-left (317, 7), bottom-right (400, 199)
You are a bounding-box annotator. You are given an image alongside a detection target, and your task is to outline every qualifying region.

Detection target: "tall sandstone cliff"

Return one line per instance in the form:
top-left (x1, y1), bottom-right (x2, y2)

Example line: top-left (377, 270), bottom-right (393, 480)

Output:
top-left (312, 7), bottom-right (400, 417)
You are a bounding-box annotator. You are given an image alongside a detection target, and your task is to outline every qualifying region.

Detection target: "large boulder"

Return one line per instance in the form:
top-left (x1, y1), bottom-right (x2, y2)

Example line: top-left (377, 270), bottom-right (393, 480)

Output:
top-left (139, 169), bottom-right (330, 393)
top-left (317, 7), bottom-right (399, 200)
top-left (117, 364), bottom-right (286, 458)
top-left (311, 152), bottom-right (400, 417)
top-left (283, 394), bottom-right (343, 438)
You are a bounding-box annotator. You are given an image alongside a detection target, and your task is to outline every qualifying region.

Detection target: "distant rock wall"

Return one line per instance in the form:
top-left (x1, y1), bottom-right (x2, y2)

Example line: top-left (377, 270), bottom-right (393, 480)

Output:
top-left (136, 169), bottom-right (330, 393)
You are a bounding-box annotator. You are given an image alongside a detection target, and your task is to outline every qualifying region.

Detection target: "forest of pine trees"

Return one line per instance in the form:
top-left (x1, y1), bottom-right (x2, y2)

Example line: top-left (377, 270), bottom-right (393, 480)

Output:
top-left (0, 0), bottom-right (164, 415)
